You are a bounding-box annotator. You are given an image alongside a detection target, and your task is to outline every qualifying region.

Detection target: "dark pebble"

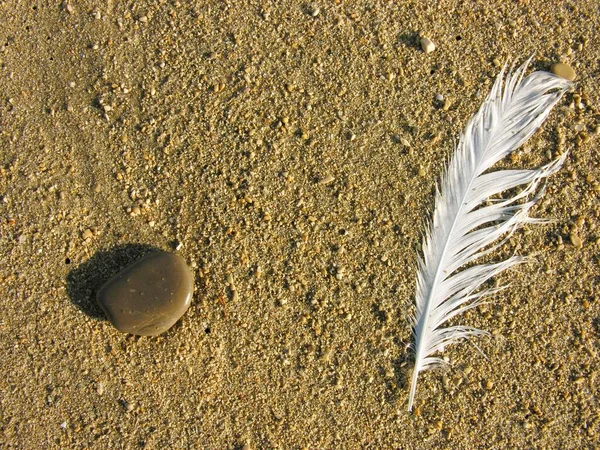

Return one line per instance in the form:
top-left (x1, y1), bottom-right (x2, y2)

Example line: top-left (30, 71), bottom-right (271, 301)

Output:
top-left (97, 251), bottom-right (194, 336)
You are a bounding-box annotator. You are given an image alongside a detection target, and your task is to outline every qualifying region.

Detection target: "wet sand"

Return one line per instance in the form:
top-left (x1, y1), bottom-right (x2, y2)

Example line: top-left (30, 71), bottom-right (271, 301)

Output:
top-left (1, 1), bottom-right (599, 448)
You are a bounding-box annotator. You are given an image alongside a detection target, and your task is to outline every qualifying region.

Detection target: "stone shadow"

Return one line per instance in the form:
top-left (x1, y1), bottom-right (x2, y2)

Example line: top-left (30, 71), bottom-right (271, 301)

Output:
top-left (397, 32), bottom-right (421, 50)
top-left (66, 243), bottom-right (161, 319)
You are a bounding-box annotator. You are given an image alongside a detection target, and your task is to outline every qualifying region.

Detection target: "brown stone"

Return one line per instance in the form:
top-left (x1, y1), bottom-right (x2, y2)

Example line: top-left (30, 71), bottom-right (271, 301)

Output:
top-left (97, 251), bottom-right (194, 336)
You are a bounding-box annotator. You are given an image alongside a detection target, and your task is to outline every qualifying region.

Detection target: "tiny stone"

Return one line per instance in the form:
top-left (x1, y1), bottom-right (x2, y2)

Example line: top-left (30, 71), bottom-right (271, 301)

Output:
top-left (570, 233), bottom-right (583, 248)
top-left (319, 174), bottom-right (335, 185)
top-left (96, 382), bottom-right (104, 395)
top-left (442, 97), bottom-right (453, 111)
top-left (97, 251), bottom-right (194, 336)
top-left (82, 228), bottom-right (93, 240)
top-left (309, 5), bottom-right (320, 17)
top-left (551, 62), bottom-right (576, 81)
top-left (420, 37), bottom-right (436, 54)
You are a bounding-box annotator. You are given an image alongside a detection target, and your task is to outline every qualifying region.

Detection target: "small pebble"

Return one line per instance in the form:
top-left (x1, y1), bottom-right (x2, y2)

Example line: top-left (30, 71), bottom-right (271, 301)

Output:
top-left (570, 233), bottom-right (583, 248)
top-left (97, 251), bottom-right (194, 336)
top-left (551, 62), bottom-right (576, 81)
top-left (420, 37), bottom-right (436, 54)
top-left (319, 174), bottom-right (335, 185)
top-left (309, 5), bottom-right (320, 17)
top-left (442, 97), bottom-right (453, 111)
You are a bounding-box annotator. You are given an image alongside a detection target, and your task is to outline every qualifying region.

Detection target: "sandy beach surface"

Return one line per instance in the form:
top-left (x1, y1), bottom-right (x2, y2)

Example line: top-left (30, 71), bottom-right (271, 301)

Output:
top-left (1, 1), bottom-right (599, 448)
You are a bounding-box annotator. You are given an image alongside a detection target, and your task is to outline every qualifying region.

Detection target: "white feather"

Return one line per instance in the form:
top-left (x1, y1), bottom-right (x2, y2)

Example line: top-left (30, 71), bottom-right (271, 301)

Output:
top-left (408, 59), bottom-right (571, 411)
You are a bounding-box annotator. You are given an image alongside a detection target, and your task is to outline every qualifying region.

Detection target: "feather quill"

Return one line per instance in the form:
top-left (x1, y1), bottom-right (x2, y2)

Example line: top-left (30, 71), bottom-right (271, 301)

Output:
top-left (408, 59), bottom-right (571, 411)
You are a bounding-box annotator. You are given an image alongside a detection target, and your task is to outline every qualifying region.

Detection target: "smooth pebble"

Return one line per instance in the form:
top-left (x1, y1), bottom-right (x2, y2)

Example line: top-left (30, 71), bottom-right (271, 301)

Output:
top-left (420, 37), bottom-right (435, 54)
top-left (569, 233), bottom-right (583, 248)
top-left (551, 62), bottom-right (576, 81)
top-left (97, 251), bottom-right (194, 336)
